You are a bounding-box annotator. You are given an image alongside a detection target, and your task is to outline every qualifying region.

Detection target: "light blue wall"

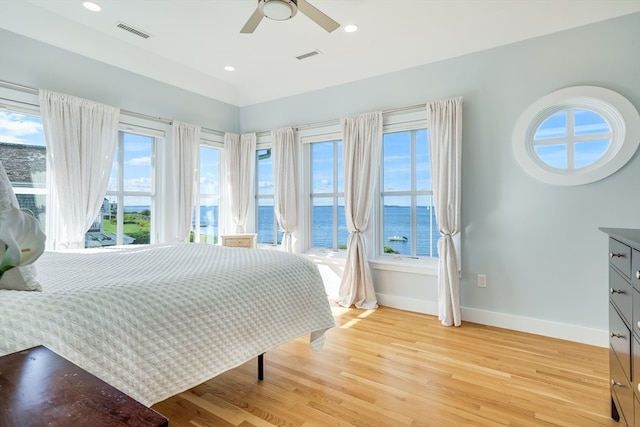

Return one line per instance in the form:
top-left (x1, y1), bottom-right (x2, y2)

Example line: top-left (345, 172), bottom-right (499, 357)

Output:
top-left (0, 29), bottom-right (239, 132)
top-left (239, 13), bottom-right (640, 335)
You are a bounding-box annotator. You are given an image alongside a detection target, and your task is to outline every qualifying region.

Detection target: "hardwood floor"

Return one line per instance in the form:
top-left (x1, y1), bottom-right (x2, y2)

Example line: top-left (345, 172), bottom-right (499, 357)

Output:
top-left (152, 305), bottom-right (616, 426)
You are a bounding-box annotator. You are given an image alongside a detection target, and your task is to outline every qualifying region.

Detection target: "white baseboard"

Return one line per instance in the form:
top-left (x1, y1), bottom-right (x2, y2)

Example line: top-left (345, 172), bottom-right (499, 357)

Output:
top-left (376, 293), bottom-right (608, 348)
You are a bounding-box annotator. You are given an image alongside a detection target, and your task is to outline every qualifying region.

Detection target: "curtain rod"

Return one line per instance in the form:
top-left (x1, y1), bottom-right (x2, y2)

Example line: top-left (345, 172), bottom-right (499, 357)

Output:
top-left (2, 79), bottom-right (428, 138)
top-left (258, 103), bottom-right (427, 136)
top-left (0, 79), bottom-right (225, 137)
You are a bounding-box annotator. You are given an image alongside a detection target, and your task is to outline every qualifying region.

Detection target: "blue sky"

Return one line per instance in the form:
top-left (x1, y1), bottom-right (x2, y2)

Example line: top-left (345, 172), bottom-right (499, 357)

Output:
top-left (0, 111), bottom-right (45, 145)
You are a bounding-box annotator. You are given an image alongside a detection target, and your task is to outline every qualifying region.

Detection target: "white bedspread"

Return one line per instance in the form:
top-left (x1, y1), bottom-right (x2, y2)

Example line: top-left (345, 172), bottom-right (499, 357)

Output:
top-left (0, 243), bottom-right (335, 406)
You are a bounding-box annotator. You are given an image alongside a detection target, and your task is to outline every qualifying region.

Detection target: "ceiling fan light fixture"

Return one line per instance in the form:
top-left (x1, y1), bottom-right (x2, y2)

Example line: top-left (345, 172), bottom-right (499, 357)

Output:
top-left (261, 0), bottom-right (297, 21)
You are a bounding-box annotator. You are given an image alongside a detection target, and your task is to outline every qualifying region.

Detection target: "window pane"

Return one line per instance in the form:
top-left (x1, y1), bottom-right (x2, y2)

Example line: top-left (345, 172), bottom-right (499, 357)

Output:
top-left (575, 140), bottom-right (610, 169)
top-left (338, 197), bottom-right (348, 249)
top-left (416, 130), bottom-right (430, 191)
top-left (200, 146), bottom-right (219, 195)
top-left (89, 195), bottom-right (117, 248)
top-left (574, 109), bottom-right (610, 136)
top-left (312, 198), bottom-right (333, 248)
top-left (257, 149), bottom-right (273, 196)
top-left (198, 197), bottom-right (218, 244)
top-left (0, 111), bottom-right (45, 147)
top-left (257, 199), bottom-right (276, 244)
top-left (0, 112), bottom-right (46, 189)
top-left (123, 133), bottom-right (153, 192)
top-left (337, 141), bottom-right (343, 193)
top-left (15, 194), bottom-right (46, 231)
top-left (383, 131), bottom-right (411, 191)
top-left (535, 111), bottom-right (567, 140)
top-left (107, 152), bottom-right (118, 191)
top-left (417, 195), bottom-right (439, 257)
top-left (383, 196), bottom-right (411, 256)
top-left (311, 142), bottom-right (334, 193)
top-left (0, 111), bottom-right (47, 232)
top-left (535, 144), bottom-right (567, 168)
top-left (123, 196), bottom-right (151, 244)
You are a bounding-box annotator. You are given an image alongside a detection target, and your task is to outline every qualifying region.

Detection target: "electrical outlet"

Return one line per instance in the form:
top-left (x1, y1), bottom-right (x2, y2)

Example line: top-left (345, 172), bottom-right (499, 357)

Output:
top-left (477, 274), bottom-right (487, 287)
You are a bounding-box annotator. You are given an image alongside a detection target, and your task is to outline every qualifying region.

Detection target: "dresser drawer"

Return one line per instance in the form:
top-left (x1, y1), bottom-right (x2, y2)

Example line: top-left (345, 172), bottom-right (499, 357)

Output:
top-left (610, 238), bottom-right (632, 279)
top-left (634, 288), bottom-right (640, 340)
top-left (220, 234), bottom-right (257, 248)
top-left (632, 249), bottom-right (640, 291)
top-left (634, 336), bottom-right (640, 401)
top-left (611, 346), bottom-right (633, 426)
top-left (610, 303), bottom-right (632, 383)
top-left (611, 267), bottom-right (633, 325)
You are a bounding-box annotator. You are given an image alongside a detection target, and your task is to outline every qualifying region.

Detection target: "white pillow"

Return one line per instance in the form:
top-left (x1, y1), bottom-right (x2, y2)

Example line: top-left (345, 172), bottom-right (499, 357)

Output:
top-left (0, 160), bottom-right (43, 291)
top-left (0, 263), bottom-right (41, 291)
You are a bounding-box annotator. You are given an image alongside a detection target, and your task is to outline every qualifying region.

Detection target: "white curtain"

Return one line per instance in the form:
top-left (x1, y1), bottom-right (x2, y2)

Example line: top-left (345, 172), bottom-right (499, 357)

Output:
top-left (39, 89), bottom-right (120, 250)
top-left (168, 121), bottom-right (201, 242)
top-left (272, 127), bottom-right (298, 253)
top-left (337, 112), bottom-right (382, 309)
top-left (427, 97), bottom-right (463, 327)
top-left (224, 132), bottom-right (256, 233)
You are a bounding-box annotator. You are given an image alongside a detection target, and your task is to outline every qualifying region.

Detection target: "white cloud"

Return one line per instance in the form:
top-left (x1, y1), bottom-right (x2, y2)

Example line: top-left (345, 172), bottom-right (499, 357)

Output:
top-left (125, 156), bottom-right (151, 166)
top-left (0, 111), bottom-right (44, 145)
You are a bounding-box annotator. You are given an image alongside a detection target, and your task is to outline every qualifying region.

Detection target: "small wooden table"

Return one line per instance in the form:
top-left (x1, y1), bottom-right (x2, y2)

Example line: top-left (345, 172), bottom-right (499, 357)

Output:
top-left (0, 346), bottom-right (168, 427)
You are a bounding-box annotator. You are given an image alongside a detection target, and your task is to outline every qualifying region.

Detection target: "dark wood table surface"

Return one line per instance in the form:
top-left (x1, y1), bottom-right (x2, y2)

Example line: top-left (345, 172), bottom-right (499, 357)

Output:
top-left (0, 346), bottom-right (168, 427)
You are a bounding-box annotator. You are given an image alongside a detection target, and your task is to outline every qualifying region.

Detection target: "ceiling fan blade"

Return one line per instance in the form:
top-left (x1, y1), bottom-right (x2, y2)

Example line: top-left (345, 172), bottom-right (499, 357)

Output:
top-left (240, 7), bottom-right (264, 33)
top-left (297, 0), bottom-right (340, 33)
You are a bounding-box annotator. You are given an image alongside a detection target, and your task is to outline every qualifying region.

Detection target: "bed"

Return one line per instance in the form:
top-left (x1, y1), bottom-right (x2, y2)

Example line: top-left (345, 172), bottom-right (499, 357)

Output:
top-left (0, 243), bottom-right (335, 407)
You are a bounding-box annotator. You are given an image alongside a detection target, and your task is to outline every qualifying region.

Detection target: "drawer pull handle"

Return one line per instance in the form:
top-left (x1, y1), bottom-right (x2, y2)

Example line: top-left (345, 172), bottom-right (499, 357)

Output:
top-left (610, 288), bottom-right (624, 294)
top-left (610, 332), bottom-right (625, 339)
top-left (610, 252), bottom-right (625, 258)
top-left (636, 271), bottom-right (640, 280)
top-left (611, 379), bottom-right (624, 387)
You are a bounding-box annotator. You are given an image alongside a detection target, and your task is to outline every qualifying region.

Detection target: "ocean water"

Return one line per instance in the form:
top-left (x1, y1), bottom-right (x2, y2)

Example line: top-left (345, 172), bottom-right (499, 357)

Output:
top-left (124, 205), bottom-right (440, 257)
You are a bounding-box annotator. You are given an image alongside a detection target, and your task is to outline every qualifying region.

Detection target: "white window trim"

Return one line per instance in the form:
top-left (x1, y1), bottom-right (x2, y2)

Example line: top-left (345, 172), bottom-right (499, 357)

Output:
top-left (513, 86), bottom-right (640, 186)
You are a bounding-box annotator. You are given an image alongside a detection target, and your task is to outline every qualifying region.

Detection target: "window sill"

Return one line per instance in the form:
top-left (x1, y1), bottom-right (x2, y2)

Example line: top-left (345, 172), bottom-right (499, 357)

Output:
top-left (302, 249), bottom-right (438, 276)
top-left (369, 257), bottom-right (438, 276)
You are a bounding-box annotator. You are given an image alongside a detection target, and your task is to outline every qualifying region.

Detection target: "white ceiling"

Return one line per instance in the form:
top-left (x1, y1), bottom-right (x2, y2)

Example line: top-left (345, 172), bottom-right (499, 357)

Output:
top-left (1, 0), bottom-right (638, 107)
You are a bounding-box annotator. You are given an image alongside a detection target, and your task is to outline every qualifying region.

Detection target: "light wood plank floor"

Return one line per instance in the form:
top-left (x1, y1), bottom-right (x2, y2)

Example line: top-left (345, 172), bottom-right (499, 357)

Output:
top-left (152, 305), bottom-right (616, 426)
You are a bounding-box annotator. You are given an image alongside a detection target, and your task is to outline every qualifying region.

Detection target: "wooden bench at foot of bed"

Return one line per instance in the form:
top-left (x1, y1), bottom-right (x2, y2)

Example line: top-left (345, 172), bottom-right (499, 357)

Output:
top-left (0, 346), bottom-right (168, 427)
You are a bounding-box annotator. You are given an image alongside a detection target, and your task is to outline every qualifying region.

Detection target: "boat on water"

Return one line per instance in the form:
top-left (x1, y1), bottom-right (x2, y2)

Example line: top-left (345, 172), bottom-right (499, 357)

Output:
top-left (388, 235), bottom-right (408, 242)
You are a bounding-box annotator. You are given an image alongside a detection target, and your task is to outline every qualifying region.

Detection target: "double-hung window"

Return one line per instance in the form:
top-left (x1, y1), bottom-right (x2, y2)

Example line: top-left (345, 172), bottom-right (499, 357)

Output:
top-left (309, 139), bottom-right (348, 250)
top-left (255, 148), bottom-right (281, 246)
top-left (192, 142), bottom-right (221, 244)
top-left (100, 129), bottom-right (156, 246)
top-left (380, 128), bottom-right (439, 258)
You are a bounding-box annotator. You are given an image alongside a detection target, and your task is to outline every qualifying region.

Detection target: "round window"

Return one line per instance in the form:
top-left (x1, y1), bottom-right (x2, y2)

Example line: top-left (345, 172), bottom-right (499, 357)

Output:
top-left (513, 86), bottom-right (640, 185)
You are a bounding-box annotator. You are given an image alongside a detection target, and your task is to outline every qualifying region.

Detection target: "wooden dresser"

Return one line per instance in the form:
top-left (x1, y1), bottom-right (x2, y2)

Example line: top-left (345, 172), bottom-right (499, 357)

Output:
top-left (601, 228), bottom-right (640, 426)
top-left (220, 233), bottom-right (257, 248)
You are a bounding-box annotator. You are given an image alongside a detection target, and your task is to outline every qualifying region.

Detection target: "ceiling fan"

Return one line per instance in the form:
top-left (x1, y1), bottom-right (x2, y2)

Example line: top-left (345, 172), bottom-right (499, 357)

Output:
top-left (241, 0), bottom-right (340, 34)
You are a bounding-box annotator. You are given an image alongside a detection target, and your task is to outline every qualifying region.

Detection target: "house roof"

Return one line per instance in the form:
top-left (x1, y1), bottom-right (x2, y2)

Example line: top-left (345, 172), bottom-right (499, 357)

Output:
top-left (0, 142), bottom-right (46, 185)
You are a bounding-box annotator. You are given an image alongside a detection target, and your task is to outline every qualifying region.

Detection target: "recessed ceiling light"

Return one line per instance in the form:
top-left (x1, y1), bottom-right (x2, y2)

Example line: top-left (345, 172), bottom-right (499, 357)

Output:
top-left (224, 66), bottom-right (235, 72)
top-left (83, 2), bottom-right (101, 12)
top-left (344, 24), bottom-right (358, 33)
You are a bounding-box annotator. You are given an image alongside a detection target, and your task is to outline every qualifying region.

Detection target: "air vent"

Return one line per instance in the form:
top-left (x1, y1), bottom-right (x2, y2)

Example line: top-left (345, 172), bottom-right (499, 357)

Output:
top-left (296, 49), bottom-right (322, 61)
top-left (116, 22), bottom-right (152, 39)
